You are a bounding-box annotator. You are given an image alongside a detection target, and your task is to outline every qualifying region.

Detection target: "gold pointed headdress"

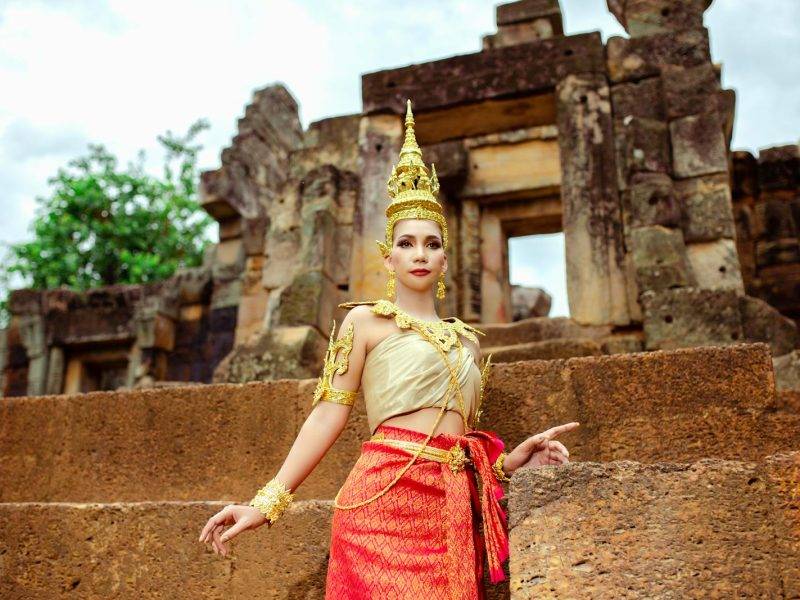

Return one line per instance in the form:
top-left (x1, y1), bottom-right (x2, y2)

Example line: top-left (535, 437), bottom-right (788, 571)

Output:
top-left (377, 99), bottom-right (447, 258)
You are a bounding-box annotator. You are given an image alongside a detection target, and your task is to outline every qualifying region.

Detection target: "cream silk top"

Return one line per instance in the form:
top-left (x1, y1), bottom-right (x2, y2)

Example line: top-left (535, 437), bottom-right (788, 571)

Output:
top-left (361, 329), bottom-right (483, 434)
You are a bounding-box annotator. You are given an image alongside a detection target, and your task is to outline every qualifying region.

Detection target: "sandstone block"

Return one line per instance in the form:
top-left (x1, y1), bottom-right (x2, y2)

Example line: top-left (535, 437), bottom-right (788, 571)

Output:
top-left (0, 500), bottom-right (334, 598)
top-left (610, 77), bottom-right (665, 121)
top-left (480, 316), bottom-right (613, 348)
top-left (630, 225), bottom-right (693, 292)
top-left (661, 63), bottom-right (720, 119)
top-left (621, 117), bottom-right (671, 175)
top-left (606, 28), bottom-right (710, 83)
top-left (718, 87), bottom-right (737, 147)
top-left (740, 294), bottom-right (798, 356)
top-left (758, 144), bottom-right (800, 191)
top-left (463, 138), bottom-right (561, 198)
top-left (773, 350), bottom-right (800, 391)
top-left (210, 238), bottom-right (246, 282)
top-left (607, 0), bottom-right (711, 37)
top-left (485, 338), bottom-right (604, 362)
top-left (685, 238), bottom-right (744, 293)
top-left (209, 277), bottom-right (242, 310)
top-left (277, 270), bottom-right (339, 333)
top-left (628, 172), bottom-right (680, 228)
top-left (172, 267), bottom-right (212, 305)
top-left (419, 139), bottom-right (468, 183)
top-left (641, 287), bottom-right (743, 350)
top-left (756, 197), bottom-right (800, 242)
top-left (363, 33), bottom-right (604, 114)
top-left (755, 239), bottom-right (800, 268)
top-left (508, 452), bottom-right (800, 597)
top-left (675, 173), bottom-right (736, 241)
top-left (732, 150), bottom-right (759, 198)
top-left (670, 112), bottom-right (728, 178)
top-left (483, 18), bottom-right (560, 50)
top-left (262, 227), bottom-right (302, 289)
top-left (496, 0), bottom-right (562, 26)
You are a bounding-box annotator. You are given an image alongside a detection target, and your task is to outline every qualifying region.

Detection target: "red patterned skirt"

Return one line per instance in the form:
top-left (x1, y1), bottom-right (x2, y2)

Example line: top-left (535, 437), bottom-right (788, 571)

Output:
top-left (325, 423), bottom-right (509, 599)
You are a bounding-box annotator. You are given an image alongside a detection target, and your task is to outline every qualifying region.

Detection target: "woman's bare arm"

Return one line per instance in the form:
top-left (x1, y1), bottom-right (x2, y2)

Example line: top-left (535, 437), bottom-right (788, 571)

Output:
top-left (199, 306), bottom-right (371, 554)
top-left (274, 305), bottom-right (370, 491)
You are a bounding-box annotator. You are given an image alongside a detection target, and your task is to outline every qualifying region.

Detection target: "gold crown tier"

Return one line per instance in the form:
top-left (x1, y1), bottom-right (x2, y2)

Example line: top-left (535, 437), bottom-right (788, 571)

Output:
top-left (379, 99), bottom-right (448, 256)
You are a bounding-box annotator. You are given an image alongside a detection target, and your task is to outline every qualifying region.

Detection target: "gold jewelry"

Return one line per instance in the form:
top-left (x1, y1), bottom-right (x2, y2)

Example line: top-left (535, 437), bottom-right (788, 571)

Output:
top-left (473, 353), bottom-right (493, 427)
top-left (312, 320), bottom-right (358, 407)
top-left (249, 477), bottom-right (294, 524)
top-left (376, 100), bottom-right (448, 258)
top-left (333, 299), bottom-right (481, 510)
top-left (436, 272), bottom-right (446, 300)
top-left (385, 268), bottom-right (396, 299)
top-left (493, 451), bottom-right (512, 483)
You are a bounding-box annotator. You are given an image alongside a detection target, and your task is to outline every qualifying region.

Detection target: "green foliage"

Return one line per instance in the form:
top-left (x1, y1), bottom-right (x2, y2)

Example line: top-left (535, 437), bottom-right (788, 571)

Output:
top-left (0, 119), bottom-right (215, 329)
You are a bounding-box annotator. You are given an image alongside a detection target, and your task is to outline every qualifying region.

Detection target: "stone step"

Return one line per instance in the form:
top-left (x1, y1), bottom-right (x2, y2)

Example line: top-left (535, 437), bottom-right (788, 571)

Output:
top-left (2, 342), bottom-right (798, 503)
top-left (2, 453), bottom-right (796, 598)
top-left (509, 451), bottom-right (800, 598)
top-left (0, 500), bottom-right (508, 599)
top-left (484, 332), bottom-right (644, 362)
top-left (478, 316), bottom-right (614, 348)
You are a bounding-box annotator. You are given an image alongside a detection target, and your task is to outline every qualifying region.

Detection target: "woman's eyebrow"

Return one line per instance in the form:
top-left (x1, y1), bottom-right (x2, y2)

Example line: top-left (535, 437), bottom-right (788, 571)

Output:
top-left (396, 234), bottom-right (441, 241)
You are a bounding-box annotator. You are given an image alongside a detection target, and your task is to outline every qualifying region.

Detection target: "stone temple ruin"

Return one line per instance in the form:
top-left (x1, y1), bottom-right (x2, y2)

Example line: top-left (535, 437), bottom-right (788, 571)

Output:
top-left (2, 0), bottom-right (800, 397)
top-left (1, 1), bottom-right (799, 597)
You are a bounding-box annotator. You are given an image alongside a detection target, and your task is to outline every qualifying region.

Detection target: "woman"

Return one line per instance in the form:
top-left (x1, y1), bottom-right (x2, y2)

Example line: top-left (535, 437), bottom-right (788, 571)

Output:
top-left (198, 100), bottom-right (579, 598)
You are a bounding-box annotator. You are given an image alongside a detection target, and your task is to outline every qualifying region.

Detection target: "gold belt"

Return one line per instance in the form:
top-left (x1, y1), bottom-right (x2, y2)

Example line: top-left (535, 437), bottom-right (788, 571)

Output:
top-left (370, 432), bottom-right (472, 474)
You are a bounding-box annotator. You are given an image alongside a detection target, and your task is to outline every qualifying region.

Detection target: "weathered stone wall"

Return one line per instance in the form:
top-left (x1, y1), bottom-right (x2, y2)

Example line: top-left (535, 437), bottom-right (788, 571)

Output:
top-left (3, 0), bottom-right (799, 397)
top-left (733, 145), bottom-right (800, 330)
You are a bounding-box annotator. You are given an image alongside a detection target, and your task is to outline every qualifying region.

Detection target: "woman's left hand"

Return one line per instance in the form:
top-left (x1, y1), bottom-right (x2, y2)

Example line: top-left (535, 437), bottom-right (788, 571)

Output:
top-left (503, 421), bottom-right (580, 476)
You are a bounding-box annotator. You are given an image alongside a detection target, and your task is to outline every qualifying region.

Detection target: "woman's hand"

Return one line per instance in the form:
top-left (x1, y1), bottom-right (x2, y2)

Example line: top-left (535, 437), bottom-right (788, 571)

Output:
top-left (503, 421), bottom-right (580, 476)
top-left (198, 504), bottom-right (268, 557)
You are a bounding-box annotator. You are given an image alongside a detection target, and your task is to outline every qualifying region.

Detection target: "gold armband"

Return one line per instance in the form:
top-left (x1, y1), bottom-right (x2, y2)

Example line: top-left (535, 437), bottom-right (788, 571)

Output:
top-left (249, 477), bottom-right (295, 524)
top-left (312, 320), bottom-right (358, 407)
top-left (492, 451), bottom-right (511, 483)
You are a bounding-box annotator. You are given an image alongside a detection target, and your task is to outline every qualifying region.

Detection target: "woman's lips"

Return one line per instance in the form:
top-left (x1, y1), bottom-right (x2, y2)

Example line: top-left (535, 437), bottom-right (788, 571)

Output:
top-left (410, 269), bottom-right (431, 276)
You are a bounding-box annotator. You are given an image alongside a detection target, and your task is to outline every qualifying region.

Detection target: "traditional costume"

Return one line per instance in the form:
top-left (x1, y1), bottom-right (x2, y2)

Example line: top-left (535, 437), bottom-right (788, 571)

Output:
top-left (249, 100), bottom-right (511, 599)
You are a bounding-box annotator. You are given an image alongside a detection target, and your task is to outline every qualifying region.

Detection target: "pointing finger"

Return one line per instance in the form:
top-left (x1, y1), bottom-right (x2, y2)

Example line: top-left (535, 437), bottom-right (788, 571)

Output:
top-left (544, 422), bottom-right (580, 439)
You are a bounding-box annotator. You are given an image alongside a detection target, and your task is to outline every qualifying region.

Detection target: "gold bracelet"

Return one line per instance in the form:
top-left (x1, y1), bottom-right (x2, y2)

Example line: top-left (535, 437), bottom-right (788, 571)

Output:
top-left (249, 478), bottom-right (295, 524)
top-left (492, 451), bottom-right (512, 483)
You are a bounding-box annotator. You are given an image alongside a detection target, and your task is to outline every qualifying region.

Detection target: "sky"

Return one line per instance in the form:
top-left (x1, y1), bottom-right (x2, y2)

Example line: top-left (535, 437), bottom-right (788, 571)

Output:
top-left (0, 0), bottom-right (798, 318)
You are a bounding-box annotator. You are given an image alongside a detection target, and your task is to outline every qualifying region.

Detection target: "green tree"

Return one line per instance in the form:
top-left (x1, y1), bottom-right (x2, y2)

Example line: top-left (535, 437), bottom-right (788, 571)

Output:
top-left (0, 119), bottom-right (215, 328)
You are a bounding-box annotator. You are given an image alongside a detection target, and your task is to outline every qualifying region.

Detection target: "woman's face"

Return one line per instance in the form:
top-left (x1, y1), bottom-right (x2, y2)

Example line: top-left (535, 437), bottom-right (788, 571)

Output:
top-left (384, 219), bottom-right (447, 296)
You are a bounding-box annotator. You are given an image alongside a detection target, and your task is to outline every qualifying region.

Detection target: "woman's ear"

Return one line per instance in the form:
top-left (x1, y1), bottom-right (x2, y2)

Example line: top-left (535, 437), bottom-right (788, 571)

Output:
top-left (441, 253), bottom-right (448, 275)
top-left (383, 252), bottom-right (393, 271)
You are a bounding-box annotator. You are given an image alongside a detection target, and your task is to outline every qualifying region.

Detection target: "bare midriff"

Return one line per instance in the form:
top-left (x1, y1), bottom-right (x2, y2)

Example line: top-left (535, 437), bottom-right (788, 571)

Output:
top-left (380, 406), bottom-right (466, 436)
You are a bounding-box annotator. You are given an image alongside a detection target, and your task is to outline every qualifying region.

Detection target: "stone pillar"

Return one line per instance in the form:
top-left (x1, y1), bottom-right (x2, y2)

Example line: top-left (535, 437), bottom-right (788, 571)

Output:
top-left (18, 313), bottom-right (47, 397)
top-left (349, 114), bottom-right (404, 300)
top-left (44, 346), bottom-right (64, 395)
top-left (556, 73), bottom-right (631, 326)
top-left (480, 211), bottom-right (512, 323)
top-left (459, 200), bottom-right (483, 322)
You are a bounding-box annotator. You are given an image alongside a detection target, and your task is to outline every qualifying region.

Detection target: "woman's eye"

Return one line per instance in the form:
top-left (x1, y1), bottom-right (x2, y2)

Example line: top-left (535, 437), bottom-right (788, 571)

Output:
top-left (398, 240), bottom-right (411, 247)
top-left (428, 242), bottom-right (441, 249)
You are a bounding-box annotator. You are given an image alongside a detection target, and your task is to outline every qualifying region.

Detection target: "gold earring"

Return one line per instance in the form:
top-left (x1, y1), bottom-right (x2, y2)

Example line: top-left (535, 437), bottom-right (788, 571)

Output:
top-left (436, 272), bottom-right (446, 300)
top-left (386, 269), bottom-right (396, 299)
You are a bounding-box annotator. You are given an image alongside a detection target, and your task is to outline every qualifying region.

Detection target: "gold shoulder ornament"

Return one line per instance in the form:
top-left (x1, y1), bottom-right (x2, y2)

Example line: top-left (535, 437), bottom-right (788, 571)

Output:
top-left (338, 299), bottom-right (483, 354)
top-left (312, 319), bottom-right (358, 407)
